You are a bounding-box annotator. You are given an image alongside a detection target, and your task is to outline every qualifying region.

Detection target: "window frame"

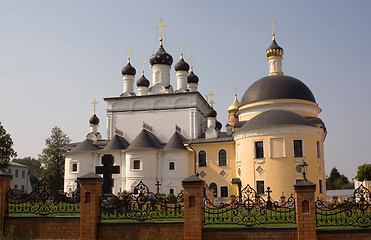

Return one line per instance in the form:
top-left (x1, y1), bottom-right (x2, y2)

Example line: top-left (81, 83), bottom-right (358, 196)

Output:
top-left (218, 149), bottom-right (227, 166)
top-left (220, 186), bottom-right (228, 198)
top-left (317, 141), bottom-right (322, 159)
top-left (71, 162), bottom-right (79, 173)
top-left (319, 179), bottom-right (323, 194)
top-left (169, 161), bottom-right (175, 170)
top-left (254, 141), bottom-right (264, 159)
top-left (269, 137), bottom-right (286, 158)
top-left (22, 170), bottom-right (25, 178)
top-left (209, 182), bottom-right (218, 198)
top-left (198, 150), bottom-right (207, 167)
top-left (15, 169), bottom-right (18, 178)
top-left (256, 180), bottom-right (265, 195)
top-left (293, 139), bottom-right (304, 158)
top-left (132, 159), bottom-right (141, 170)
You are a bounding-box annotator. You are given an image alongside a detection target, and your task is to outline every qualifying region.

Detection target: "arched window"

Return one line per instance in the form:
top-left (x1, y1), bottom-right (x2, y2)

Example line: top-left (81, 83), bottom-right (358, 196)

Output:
top-left (218, 149), bottom-right (227, 166)
top-left (198, 150), bottom-right (206, 167)
top-left (209, 183), bottom-right (217, 198)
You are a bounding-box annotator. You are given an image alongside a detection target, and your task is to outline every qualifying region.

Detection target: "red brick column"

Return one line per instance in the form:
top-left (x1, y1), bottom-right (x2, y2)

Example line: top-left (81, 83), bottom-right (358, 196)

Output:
top-left (0, 170), bottom-right (12, 235)
top-left (182, 175), bottom-right (205, 240)
top-left (294, 180), bottom-right (317, 240)
top-left (78, 172), bottom-right (103, 240)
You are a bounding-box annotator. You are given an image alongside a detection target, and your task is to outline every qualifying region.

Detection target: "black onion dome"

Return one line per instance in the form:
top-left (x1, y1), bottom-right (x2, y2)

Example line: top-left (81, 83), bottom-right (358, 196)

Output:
top-left (206, 108), bottom-right (217, 118)
top-left (121, 61), bottom-right (136, 76)
top-left (175, 57), bottom-right (190, 71)
top-left (89, 114), bottom-right (100, 125)
top-left (240, 110), bottom-right (315, 131)
top-left (266, 38), bottom-right (284, 57)
top-left (240, 75), bottom-right (316, 106)
top-left (136, 73), bottom-right (150, 87)
top-left (150, 43), bottom-right (173, 66)
top-left (216, 120), bottom-right (222, 130)
top-left (187, 70), bottom-right (199, 83)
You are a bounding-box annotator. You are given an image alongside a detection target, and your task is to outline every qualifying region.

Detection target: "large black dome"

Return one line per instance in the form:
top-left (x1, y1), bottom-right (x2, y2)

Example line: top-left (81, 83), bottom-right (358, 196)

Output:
top-left (240, 75), bottom-right (316, 106)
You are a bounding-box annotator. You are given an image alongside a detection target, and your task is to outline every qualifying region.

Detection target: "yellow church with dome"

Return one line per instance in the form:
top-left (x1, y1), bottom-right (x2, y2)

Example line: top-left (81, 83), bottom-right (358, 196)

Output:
top-left (64, 20), bottom-right (326, 201)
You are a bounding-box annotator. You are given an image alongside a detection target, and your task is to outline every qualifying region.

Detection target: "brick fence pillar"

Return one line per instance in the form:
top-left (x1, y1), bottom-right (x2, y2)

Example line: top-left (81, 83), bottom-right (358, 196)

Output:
top-left (182, 175), bottom-right (205, 240)
top-left (0, 170), bottom-right (12, 235)
top-left (78, 172), bottom-right (103, 240)
top-left (294, 180), bottom-right (317, 240)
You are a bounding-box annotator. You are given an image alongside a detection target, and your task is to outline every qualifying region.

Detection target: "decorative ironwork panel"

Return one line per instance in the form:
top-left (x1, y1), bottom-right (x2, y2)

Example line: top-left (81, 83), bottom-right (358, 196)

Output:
top-left (7, 178), bottom-right (80, 216)
top-left (316, 184), bottom-right (371, 228)
top-left (204, 185), bottom-right (296, 227)
top-left (100, 181), bottom-right (184, 221)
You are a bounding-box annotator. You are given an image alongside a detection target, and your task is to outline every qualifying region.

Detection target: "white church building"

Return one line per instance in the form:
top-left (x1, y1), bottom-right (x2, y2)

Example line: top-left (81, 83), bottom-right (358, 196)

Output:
top-left (64, 21), bottom-right (327, 200)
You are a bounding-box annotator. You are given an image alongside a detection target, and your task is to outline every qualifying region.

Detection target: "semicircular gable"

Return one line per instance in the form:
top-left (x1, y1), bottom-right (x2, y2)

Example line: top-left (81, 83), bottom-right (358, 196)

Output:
top-left (174, 97), bottom-right (189, 107)
top-left (154, 99), bottom-right (168, 109)
top-left (132, 99), bottom-right (146, 109)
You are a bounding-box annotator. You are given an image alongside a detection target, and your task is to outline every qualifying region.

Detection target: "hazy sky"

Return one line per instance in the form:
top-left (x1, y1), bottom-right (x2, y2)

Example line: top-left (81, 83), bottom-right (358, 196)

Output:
top-left (1, 0), bottom-right (370, 180)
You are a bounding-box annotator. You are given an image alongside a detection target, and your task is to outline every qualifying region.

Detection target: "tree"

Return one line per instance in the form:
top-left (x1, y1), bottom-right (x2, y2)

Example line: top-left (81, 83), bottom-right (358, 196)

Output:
top-left (0, 122), bottom-right (17, 169)
top-left (326, 167), bottom-right (353, 190)
top-left (355, 163), bottom-right (371, 181)
top-left (12, 157), bottom-right (42, 188)
top-left (39, 126), bottom-right (71, 191)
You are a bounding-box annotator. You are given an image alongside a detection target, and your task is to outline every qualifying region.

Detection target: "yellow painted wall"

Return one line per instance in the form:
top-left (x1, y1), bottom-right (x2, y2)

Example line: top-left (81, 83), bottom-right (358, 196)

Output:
top-left (190, 141), bottom-right (237, 199)
top-left (236, 132), bottom-right (326, 200)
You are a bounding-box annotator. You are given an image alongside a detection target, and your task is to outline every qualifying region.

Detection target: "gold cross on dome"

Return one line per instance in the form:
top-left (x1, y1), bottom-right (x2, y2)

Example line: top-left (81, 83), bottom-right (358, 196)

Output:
top-left (178, 42), bottom-right (185, 57)
top-left (140, 60), bottom-right (146, 74)
top-left (208, 91), bottom-right (215, 107)
top-left (269, 20), bottom-right (277, 37)
top-left (188, 56), bottom-right (195, 70)
top-left (126, 46), bottom-right (133, 61)
top-left (233, 87), bottom-right (238, 95)
top-left (155, 19), bottom-right (167, 38)
top-left (92, 99), bottom-right (98, 115)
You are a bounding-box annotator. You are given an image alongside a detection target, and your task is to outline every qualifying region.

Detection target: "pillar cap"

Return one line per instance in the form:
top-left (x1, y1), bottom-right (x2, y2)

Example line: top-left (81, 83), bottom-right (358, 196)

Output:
top-left (77, 172), bottom-right (103, 182)
top-left (294, 179), bottom-right (316, 190)
top-left (182, 175), bottom-right (204, 185)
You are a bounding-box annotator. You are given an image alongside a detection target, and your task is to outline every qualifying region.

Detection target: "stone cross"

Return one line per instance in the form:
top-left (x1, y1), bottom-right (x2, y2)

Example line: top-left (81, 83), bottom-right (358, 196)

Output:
top-left (95, 154), bottom-right (120, 194)
top-left (92, 99), bottom-right (98, 115)
top-left (155, 181), bottom-right (161, 194)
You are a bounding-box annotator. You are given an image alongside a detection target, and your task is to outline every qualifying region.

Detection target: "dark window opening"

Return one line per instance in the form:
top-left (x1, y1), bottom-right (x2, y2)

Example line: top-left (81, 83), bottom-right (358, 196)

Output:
top-left (133, 160), bottom-right (140, 169)
top-left (293, 140), bottom-right (303, 157)
top-left (256, 181), bottom-right (265, 195)
top-left (221, 186), bottom-right (228, 198)
top-left (209, 183), bottom-right (217, 198)
top-left (255, 141), bottom-right (264, 159)
top-left (169, 162), bottom-right (175, 170)
top-left (199, 150), bottom-right (207, 167)
top-left (218, 149), bottom-right (227, 166)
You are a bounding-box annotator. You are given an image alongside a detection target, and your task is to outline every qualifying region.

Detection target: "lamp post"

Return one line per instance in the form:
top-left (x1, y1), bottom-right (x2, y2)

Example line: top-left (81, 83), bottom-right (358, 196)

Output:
top-left (299, 160), bottom-right (308, 180)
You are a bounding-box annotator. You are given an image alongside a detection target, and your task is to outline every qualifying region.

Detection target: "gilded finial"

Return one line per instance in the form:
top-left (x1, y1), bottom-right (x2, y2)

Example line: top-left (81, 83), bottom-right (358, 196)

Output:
top-left (126, 46), bottom-right (133, 62)
top-left (208, 91), bottom-right (215, 107)
top-left (269, 20), bottom-right (277, 39)
top-left (228, 91), bottom-right (240, 114)
top-left (140, 60), bottom-right (146, 74)
top-left (233, 87), bottom-right (238, 95)
top-left (155, 19), bottom-right (167, 41)
top-left (92, 99), bottom-right (98, 115)
top-left (188, 56), bottom-right (195, 70)
top-left (178, 42), bottom-right (185, 58)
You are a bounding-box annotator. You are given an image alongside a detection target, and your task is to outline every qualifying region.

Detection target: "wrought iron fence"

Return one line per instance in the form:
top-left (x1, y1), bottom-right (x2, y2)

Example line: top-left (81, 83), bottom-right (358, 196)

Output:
top-left (100, 181), bottom-right (184, 221)
top-left (204, 185), bottom-right (296, 227)
top-left (316, 184), bottom-right (371, 228)
top-left (7, 178), bottom-right (80, 216)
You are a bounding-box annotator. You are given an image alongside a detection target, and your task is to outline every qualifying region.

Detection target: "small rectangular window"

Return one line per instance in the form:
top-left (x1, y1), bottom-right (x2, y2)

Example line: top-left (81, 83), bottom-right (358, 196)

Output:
top-left (15, 170), bottom-right (18, 177)
top-left (255, 141), bottom-right (264, 159)
top-left (22, 170), bottom-right (25, 178)
top-left (319, 179), bottom-right (323, 194)
top-left (256, 181), bottom-right (265, 195)
top-left (169, 162), bottom-right (175, 170)
top-left (220, 186), bottom-right (228, 198)
top-left (14, 185), bottom-right (18, 189)
top-left (21, 185), bottom-right (25, 191)
top-left (293, 140), bottom-right (303, 157)
top-left (72, 163), bottom-right (78, 172)
top-left (169, 189), bottom-right (174, 195)
top-left (133, 160), bottom-right (140, 170)
top-left (317, 141), bottom-right (321, 158)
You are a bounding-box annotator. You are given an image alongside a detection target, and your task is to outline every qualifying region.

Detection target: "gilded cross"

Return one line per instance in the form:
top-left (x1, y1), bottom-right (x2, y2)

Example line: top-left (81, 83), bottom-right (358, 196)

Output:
top-left (92, 99), bottom-right (98, 115)
top-left (233, 87), bottom-right (238, 95)
top-left (208, 91), bottom-right (215, 107)
top-left (269, 20), bottom-right (277, 37)
top-left (140, 60), bottom-right (146, 74)
top-left (178, 42), bottom-right (185, 57)
top-left (155, 18), bottom-right (167, 39)
top-left (126, 46), bottom-right (133, 61)
top-left (188, 56), bottom-right (195, 70)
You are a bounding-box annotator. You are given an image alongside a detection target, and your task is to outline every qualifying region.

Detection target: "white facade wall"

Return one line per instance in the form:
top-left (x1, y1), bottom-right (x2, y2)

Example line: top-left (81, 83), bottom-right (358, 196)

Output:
top-left (8, 163), bottom-right (32, 193)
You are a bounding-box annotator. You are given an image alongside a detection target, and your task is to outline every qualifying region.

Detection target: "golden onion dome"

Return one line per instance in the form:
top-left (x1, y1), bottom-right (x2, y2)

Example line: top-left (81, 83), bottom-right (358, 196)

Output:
top-left (228, 94), bottom-right (240, 114)
top-left (266, 34), bottom-right (284, 58)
